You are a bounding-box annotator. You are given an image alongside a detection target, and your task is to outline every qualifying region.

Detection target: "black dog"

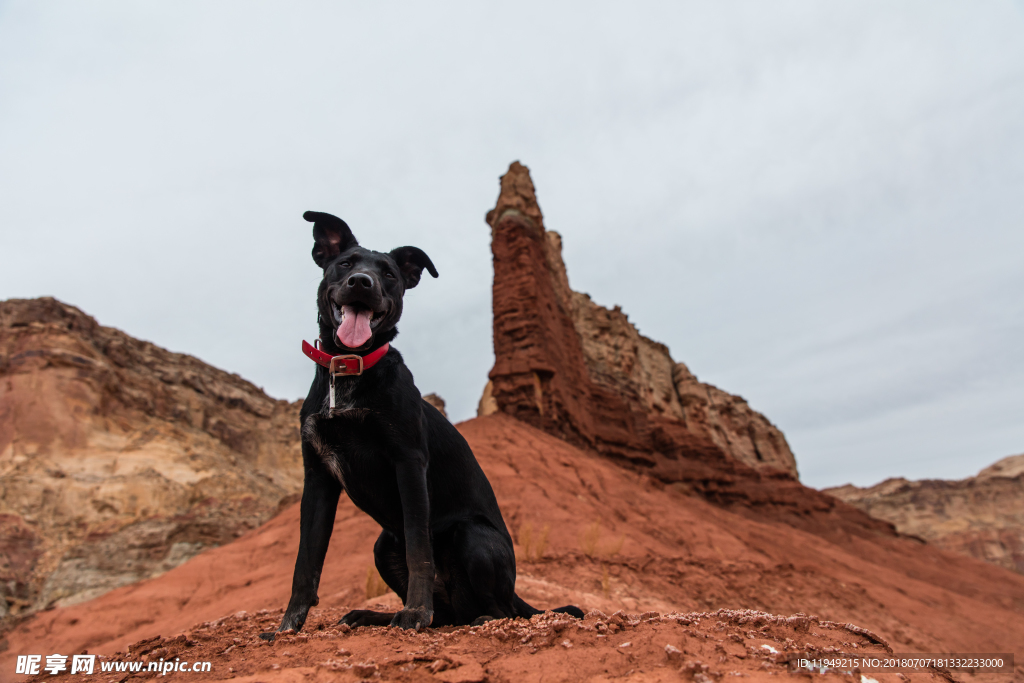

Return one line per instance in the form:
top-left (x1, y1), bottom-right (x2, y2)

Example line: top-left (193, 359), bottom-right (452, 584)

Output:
top-left (264, 211), bottom-right (583, 637)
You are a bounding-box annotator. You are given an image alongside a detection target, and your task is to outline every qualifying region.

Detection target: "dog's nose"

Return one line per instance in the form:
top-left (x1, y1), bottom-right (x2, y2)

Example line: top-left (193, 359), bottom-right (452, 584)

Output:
top-left (347, 273), bottom-right (374, 289)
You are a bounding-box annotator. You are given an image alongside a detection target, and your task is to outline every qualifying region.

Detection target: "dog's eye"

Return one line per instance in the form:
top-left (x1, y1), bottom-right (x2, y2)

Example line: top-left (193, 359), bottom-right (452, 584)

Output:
top-left (340, 261), bottom-right (351, 268)
top-left (384, 271), bottom-right (395, 279)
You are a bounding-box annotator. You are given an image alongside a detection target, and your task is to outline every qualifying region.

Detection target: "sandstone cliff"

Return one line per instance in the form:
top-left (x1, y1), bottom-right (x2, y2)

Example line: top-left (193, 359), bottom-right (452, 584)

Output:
top-left (826, 453), bottom-right (1024, 574)
top-left (0, 298), bottom-right (302, 621)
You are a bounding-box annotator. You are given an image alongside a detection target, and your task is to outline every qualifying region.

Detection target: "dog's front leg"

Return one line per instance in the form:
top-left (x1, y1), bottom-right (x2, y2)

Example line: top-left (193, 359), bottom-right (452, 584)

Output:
top-left (391, 455), bottom-right (434, 630)
top-left (273, 464), bottom-right (342, 636)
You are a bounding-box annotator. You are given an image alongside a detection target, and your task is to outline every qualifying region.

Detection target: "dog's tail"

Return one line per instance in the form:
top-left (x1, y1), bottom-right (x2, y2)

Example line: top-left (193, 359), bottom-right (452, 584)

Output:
top-left (512, 592), bottom-right (585, 620)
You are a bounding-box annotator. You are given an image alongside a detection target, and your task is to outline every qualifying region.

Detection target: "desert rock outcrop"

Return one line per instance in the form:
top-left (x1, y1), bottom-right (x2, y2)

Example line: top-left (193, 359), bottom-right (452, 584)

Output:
top-left (421, 393), bottom-right (447, 419)
top-left (481, 163), bottom-right (877, 543)
top-left (483, 162), bottom-right (795, 480)
top-left (0, 298), bottom-right (302, 620)
top-left (826, 453), bottom-right (1024, 573)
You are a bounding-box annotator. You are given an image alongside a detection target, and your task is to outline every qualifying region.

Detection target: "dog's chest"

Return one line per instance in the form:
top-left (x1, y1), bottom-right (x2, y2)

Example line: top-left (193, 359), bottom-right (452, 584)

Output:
top-left (302, 410), bottom-right (400, 523)
top-left (321, 377), bottom-right (360, 415)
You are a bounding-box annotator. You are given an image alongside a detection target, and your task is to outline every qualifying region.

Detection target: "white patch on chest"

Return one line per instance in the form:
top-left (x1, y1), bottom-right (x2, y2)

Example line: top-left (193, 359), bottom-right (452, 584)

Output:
top-left (322, 376), bottom-right (360, 415)
top-left (302, 413), bottom-right (345, 485)
top-left (304, 379), bottom-right (373, 487)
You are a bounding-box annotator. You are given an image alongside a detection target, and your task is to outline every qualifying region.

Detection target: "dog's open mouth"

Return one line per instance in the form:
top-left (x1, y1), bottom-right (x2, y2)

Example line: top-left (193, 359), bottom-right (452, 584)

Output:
top-left (331, 302), bottom-right (386, 348)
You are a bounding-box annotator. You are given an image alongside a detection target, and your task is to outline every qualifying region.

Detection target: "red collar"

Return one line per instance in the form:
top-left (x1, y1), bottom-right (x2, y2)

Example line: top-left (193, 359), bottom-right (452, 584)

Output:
top-left (301, 339), bottom-right (390, 376)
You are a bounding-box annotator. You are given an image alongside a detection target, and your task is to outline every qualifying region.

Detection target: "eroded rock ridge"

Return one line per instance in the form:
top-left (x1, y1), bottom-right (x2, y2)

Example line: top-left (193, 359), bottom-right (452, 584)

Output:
top-left (478, 163), bottom-right (894, 537)
top-left (481, 164), bottom-right (797, 475)
top-left (0, 298), bottom-right (302, 621)
top-left (827, 453), bottom-right (1024, 573)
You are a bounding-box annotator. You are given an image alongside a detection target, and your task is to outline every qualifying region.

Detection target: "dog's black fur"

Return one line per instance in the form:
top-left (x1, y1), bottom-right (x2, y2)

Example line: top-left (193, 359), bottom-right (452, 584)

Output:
top-left (264, 211), bottom-right (583, 637)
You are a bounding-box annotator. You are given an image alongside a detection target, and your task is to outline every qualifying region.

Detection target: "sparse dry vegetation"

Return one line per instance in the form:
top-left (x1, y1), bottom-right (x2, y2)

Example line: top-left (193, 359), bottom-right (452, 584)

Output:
top-left (581, 521), bottom-right (601, 557)
top-left (365, 565), bottom-right (389, 599)
top-left (580, 521), bottom-right (626, 558)
top-left (517, 521), bottom-right (550, 562)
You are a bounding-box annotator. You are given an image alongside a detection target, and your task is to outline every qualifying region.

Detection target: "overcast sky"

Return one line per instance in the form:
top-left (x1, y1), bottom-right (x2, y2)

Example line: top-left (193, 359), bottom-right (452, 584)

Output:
top-left (2, 1), bottom-right (1022, 489)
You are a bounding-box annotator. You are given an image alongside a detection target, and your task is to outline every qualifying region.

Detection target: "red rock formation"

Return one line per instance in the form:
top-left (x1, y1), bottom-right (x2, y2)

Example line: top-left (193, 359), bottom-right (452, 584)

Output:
top-left (0, 298), bottom-right (301, 622)
top-left (484, 164), bottom-right (597, 449)
top-left (482, 163), bottom-right (870, 537)
top-left (484, 162), bottom-right (795, 476)
top-left (826, 453), bottom-right (1024, 573)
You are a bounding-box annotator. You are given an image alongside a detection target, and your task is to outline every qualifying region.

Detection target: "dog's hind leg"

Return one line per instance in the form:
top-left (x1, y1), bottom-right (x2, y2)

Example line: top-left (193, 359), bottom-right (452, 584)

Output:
top-left (443, 523), bottom-right (585, 623)
top-left (442, 521), bottom-right (517, 624)
top-left (373, 530), bottom-right (409, 600)
top-left (340, 530), bottom-right (456, 628)
top-left (339, 530), bottom-right (405, 628)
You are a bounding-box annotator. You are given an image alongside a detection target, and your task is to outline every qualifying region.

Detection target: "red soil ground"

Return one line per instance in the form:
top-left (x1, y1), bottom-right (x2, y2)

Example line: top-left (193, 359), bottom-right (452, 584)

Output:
top-left (3, 415), bottom-right (1021, 682)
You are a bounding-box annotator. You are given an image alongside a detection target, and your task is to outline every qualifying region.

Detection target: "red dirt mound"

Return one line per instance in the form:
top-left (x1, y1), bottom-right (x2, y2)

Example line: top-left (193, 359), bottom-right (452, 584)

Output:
top-left (14, 607), bottom-right (955, 683)
top-left (3, 415), bottom-right (1021, 681)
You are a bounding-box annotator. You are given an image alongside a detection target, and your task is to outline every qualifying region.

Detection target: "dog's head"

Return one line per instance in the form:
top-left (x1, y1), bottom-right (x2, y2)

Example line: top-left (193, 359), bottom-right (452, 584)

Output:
top-left (306, 211), bottom-right (437, 352)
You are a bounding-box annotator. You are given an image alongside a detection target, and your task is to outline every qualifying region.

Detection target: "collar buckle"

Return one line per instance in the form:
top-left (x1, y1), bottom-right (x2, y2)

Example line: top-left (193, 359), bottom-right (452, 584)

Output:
top-left (329, 354), bottom-right (364, 377)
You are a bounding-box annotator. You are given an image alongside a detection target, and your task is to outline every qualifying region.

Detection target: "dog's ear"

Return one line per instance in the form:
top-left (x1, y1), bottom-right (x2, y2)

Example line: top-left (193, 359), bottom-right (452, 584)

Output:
top-left (389, 247), bottom-right (438, 289)
top-left (305, 211), bottom-right (358, 268)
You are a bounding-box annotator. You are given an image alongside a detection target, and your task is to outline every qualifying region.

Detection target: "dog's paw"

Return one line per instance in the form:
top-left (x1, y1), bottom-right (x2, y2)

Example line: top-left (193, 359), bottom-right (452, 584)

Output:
top-left (277, 604), bottom-right (310, 634)
top-left (338, 609), bottom-right (395, 628)
top-left (390, 607), bottom-right (433, 631)
top-left (258, 627), bottom-right (296, 642)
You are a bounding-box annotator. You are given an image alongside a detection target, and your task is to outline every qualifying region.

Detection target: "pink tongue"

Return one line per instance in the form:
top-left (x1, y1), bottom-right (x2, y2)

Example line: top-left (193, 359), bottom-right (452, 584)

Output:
top-left (338, 305), bottom-right (373, 348)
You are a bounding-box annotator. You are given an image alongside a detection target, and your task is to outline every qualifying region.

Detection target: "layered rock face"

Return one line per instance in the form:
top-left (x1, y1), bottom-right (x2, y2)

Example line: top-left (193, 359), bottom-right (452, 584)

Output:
top-left (826, 453), bottom-right (1024, 573)
top-left (567, 264), bottom-right (796, 477)
top-left (481, 163), bottom-right (796, 474)
top-left (0, 298), bottom-right (302, 620)
top-left (479, 163), bottom-right (887, 535)
top-left (482, 163), bottom-right (795, 479)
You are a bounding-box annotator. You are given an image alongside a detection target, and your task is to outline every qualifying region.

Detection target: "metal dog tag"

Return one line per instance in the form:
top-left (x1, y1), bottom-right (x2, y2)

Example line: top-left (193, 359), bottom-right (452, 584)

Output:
top-left (326, 355), bottom-right (362, 415)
